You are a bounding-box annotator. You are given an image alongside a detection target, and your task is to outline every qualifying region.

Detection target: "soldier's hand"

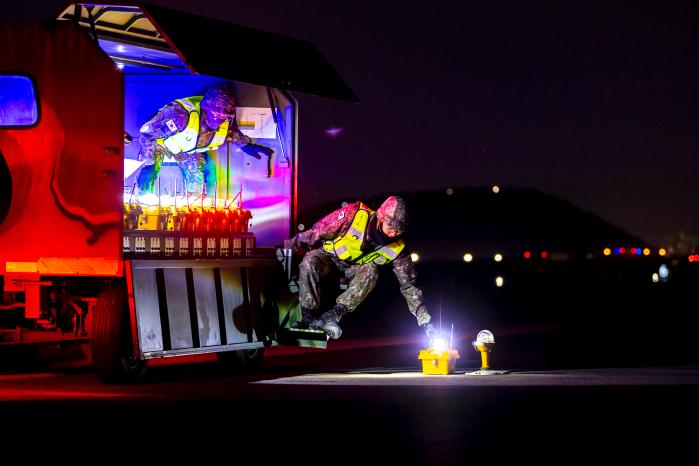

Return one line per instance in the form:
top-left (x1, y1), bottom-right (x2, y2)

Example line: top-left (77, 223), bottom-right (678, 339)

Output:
top-left (422, 322), bottom-right (442, 340)
top-left (137, 147), bottom-right (153, 162)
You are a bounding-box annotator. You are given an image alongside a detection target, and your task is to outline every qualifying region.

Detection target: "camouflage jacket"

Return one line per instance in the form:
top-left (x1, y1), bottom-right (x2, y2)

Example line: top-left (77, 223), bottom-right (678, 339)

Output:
top-left (289, 202), bottom-right (430, 325)
top-left (138, 99), bottom-right (251, 166)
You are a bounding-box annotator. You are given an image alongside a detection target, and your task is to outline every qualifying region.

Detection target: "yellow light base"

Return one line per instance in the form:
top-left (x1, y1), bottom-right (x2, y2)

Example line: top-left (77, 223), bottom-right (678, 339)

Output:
top-left (418, 348), bottom-right (460, 375)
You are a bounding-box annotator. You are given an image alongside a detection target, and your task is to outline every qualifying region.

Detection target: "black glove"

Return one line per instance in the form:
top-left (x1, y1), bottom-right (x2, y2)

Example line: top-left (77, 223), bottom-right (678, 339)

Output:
top-left (422, 322), bottom-right (441, 340)
top-left (241, 143), bottom-right (274, 160)
top-left (136, 164), bottom-right (157, 193)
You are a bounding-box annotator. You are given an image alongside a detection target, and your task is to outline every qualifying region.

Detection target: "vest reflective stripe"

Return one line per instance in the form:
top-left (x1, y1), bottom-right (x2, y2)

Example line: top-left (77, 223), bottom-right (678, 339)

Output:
top-left (157, 97), bottom-right (229, 154)
top-left (355, 240), bottom-right (405, 265)
top-left (323, 204), bottom-right (406, 265)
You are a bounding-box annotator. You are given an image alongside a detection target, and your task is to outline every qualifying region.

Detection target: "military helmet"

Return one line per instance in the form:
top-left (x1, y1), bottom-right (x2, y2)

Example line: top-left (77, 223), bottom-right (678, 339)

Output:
top-left (376, 196), bottom-right (408, 233)
top-left (201, 83), bottom-right (237, 118)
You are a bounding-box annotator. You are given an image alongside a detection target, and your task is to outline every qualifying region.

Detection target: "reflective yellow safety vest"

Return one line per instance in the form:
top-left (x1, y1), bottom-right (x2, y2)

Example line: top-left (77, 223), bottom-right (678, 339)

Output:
top-left (323, 203), bottom-right (406, 265)
top-left (156, 96), bottom-right (230, 154)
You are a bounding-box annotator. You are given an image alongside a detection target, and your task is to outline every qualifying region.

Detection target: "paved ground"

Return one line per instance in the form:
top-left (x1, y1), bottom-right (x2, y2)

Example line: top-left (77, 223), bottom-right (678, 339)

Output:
top-left (1, 342), bottom-right (697, 463)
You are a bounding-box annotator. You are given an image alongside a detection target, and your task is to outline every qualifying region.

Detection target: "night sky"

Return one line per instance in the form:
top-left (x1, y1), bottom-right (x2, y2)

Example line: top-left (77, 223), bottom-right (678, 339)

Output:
top-left (6, 1), bottom-right (699, 245)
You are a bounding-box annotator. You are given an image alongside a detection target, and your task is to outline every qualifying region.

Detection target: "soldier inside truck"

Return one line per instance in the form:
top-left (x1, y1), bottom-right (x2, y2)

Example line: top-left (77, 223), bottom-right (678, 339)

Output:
top-left (134, 82), bottom-right (275, 199)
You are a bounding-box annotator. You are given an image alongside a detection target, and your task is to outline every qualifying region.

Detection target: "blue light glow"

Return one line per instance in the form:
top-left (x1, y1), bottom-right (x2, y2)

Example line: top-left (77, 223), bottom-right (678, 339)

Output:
top-left (0, 75), bottom-right (39, 127)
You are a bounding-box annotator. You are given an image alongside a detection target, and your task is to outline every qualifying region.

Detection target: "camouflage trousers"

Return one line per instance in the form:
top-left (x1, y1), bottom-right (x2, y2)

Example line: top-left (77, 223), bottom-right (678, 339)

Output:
top-left (298, 249), bottom-right (379, 314)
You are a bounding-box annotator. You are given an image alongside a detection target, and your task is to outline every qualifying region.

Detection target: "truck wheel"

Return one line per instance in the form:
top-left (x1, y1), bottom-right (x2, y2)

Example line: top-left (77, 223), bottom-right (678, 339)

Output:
top-left (216, 347), bottom-right (265, 373)
top-left (91, 286), bottom-right (146, 384)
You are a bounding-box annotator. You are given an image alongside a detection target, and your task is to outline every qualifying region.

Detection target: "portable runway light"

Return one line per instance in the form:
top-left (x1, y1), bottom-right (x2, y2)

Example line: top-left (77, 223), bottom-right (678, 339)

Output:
top-left (418, 324), bottom-right (460, 375)
top-left (466, 329), bottom-right (508, 376)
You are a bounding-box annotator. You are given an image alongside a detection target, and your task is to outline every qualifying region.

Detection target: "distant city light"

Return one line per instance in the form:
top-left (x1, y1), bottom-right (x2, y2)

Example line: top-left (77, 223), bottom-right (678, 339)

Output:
top-left (523, 251), bottom-right (531, 259)
top-left (463, 253), bottom-right (473, 263)
top-left (495, 276), bottom-right (504, 287)
top-left (659, 248), bottom-right (667, 256)
top-left (410, 253), bottom-right (420, 263)
top-left (603, 248), bottom-right (612, 256)
top-left (643, 248), bottom-right (651, 256)
top-left (619, 247), bottom-right (626, 255)
top-left (494, 253), bottom-right (503, 262)
top-left (446, 187), bottom-right (454, 195)
top-left (689, 255), bottom-right (699, 262)
top-left (540, 251), bottom-right (549, 259)
top-left (492, 185), bottom-right (500, 194)
top-left (630, 248), bottom-right (638, 255)
top-left (652, 273), bottom-right (659, 283)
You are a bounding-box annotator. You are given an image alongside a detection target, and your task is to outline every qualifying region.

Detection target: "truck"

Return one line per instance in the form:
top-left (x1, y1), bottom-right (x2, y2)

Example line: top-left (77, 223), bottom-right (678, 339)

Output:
top-left (0, 2), bottom-right (357, 382)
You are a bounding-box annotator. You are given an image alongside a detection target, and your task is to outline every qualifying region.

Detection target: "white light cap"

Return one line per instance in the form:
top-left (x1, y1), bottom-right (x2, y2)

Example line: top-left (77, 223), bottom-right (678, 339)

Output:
top-left (476, 330), bottom-right (495, 344)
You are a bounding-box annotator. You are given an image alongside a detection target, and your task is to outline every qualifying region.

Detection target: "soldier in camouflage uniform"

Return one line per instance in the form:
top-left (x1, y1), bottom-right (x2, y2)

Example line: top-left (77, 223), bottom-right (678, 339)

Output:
top-left (285, 196), bottom-right (440, 340)
top-left (137, 83), bottom-right (273, 196)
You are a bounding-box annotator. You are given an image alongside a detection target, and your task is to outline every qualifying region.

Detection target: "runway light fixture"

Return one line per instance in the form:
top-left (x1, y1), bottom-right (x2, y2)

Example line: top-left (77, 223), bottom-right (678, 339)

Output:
top-left (418, 327), bottom-right (460, 375)
top-left (603, 248), bottom-right (611, 256)
top-left (523, 251), bottom-right (531, 259)
top-left (492, 185), bottom-right (500, 194)
top-left (463, 253), bottom-right (474, 263)
top-left (466, 330), bottom-right (509, 376)
top-left (473, 330), bottom-right (495, 370)
top-left (659, 248), bottom-right (667, 256)
top-left (540, 251), bottom-right (549, 259)
top-left (651, 273), bottom-right (659, 283)
top-left (495, 276), bottom-right (504, 287)
top-left (643, 248), bottom-right (650, 256)
top-left (494, 253), bottom-right (503, 262)
top-left (410, 252), bottom-right (420, 263)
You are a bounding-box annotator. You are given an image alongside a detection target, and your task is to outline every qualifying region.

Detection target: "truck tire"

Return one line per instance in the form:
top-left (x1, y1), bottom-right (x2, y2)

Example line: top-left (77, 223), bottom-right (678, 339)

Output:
top-left (91, 286), bottom-right (146, 384)
top-left (216, 347), bottom-right (265, 373)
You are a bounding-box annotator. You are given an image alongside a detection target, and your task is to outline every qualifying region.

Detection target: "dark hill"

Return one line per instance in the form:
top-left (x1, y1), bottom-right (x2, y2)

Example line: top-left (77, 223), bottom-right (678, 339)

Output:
top-left (299, 187), bottom-right (646, 261)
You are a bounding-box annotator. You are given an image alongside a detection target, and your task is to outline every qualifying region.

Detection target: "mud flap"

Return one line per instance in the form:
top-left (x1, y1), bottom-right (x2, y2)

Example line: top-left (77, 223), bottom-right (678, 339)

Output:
top-left (275, 291), bottom-right (327, 349)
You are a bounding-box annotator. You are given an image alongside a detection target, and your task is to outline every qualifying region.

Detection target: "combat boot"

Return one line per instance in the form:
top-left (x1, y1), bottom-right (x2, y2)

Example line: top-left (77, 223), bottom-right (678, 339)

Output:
top-left (310, 303), bottom-right (348, 339)
top-left (291, 306), bottom-right (315, 330)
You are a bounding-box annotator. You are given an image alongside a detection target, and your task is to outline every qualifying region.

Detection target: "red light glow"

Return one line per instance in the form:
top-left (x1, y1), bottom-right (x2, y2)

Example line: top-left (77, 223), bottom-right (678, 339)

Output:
top-left (523, 251), bottom-right (531, 259)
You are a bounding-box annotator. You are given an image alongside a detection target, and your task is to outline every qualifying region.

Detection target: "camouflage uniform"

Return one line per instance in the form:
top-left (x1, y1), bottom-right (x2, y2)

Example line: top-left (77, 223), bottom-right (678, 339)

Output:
top-left (288, 201), bottom-right (431, 325)
top-left (138, 97), bottom-right (251, 195)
